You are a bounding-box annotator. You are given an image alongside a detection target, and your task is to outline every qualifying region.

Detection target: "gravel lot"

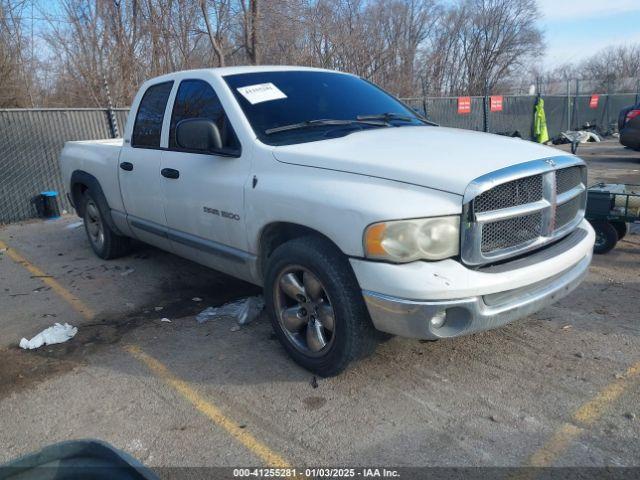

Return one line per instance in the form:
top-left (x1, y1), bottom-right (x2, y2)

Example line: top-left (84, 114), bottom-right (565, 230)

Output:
top-left (0, 139), bottom-right (638, 473)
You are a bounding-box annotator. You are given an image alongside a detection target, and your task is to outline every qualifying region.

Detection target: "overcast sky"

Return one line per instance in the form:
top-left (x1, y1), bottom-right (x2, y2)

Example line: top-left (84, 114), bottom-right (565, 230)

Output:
top-left (537, 0), bottom-right (640, 67)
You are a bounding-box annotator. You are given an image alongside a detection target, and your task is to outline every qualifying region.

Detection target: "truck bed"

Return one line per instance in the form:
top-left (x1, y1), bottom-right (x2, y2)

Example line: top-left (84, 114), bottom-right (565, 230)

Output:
top-left (70, 138), bottom-right (124, 147)
top-left (59, 138), bottom-right (126, 216)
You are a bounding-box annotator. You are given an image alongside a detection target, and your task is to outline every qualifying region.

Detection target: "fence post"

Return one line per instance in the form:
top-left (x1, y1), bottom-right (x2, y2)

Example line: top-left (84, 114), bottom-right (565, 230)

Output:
top-left (566, 79), bottom-right (571, 132)
top-left (483, 79), bottom-right (490, 133)
top-left (604, 79), bottom-right (611, 134)
top-left (483, 95), bottom-right (489, 132)
top-left (572, 79), bottom-right (580, 130)
top-left (103, 73), bottom-right (119, 138)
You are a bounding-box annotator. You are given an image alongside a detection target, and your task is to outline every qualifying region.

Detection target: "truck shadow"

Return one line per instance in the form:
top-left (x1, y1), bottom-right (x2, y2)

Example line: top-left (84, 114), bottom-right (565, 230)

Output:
top-left (3, 217), bottom-right (639, 396)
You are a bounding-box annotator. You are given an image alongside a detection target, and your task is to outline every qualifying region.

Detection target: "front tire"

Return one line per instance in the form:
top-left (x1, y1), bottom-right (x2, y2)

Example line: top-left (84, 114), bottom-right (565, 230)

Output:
top-left (81, 191), bottom-right (132, 259)
top-left (264, 236), bottom-right (378, 377)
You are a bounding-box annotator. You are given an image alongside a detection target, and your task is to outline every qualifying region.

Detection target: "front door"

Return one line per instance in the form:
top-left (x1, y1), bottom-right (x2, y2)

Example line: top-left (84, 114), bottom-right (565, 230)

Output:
top-left (160, 78), bottom-right (252, 280)
top-left (119, 80), bottom-right (174, 250)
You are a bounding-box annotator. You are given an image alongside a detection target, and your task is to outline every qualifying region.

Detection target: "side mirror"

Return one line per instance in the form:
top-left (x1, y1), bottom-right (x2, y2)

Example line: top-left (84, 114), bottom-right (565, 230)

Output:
top-left (176, 118), bottom-right (223, 152)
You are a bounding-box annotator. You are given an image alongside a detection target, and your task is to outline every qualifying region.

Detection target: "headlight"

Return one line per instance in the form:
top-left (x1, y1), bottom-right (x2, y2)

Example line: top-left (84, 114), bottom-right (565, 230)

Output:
top-left (364, 216), bottom-right (460, 262)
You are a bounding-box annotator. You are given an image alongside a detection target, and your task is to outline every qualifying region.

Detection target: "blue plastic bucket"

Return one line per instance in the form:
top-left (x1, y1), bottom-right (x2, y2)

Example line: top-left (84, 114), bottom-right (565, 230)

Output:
top-left (36, 191), bottom-right (60, 219)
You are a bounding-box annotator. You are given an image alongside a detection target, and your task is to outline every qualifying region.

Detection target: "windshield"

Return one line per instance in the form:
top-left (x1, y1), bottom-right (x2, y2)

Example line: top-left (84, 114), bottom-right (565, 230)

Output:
top-left (224, 70), bottom-right (427, 146)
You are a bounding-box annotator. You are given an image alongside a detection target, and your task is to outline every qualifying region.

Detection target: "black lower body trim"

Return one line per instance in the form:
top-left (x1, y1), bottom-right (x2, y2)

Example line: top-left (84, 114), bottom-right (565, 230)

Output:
top-left (129, 215), bottom-right (253, 264)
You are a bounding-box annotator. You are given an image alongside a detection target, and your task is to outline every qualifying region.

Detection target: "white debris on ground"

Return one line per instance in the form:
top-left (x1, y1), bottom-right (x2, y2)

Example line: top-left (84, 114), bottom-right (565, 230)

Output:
top-left (65, 221), bottom-right (84, 229)
top-left (120, 268), bottom-right (135, 276)
top-left (160, 318), bottom-right (171, 323)
top-left (19, 323), bottom-right (78, 350)
top-left (192, 297), bottom-right (202, 302)
top-left (196, 296), bottom-right (264, 326)
top-left (559, 130), bottom-right (602, 144)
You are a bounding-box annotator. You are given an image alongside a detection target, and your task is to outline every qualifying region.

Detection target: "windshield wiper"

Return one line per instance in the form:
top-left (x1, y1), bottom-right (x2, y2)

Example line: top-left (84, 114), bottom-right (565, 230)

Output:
top-left (357, 112), bottom-right (414, 122)
top-left (357, 112), bottom-right (437, 126)
top-left (265, 118), bottom-right (388, 135)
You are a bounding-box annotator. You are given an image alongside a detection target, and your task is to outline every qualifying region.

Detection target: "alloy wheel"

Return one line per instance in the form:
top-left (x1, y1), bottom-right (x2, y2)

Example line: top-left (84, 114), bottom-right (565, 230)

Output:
top-left (84, 199), bottom-right (105, 251)
top-left (273, 265), bottom-right (336, 357)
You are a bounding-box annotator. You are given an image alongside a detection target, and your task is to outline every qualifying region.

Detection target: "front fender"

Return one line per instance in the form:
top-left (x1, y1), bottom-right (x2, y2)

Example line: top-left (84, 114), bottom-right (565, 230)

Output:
top-left (245, 160), bottom-right (462, 257)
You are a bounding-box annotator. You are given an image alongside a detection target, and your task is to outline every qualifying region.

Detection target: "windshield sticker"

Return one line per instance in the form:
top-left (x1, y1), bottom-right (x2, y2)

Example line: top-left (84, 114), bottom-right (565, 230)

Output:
top-left (236, 83), bottom-right (287, 105)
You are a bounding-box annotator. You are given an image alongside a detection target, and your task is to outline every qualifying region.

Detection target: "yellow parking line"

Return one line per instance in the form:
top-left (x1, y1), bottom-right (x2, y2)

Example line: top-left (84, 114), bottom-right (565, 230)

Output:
top-left (573, 362), bottom-right (640, 426)
top-left (0, 240), bottom-right (95, 320)
top-left (2, 239), bottom-right (290, 467)
top-left (527, 423), bottom-right (582, 467)
top-left (125, 344), bottom-right (291, 468)
top-left (526, 360), bottom-right (640, 467)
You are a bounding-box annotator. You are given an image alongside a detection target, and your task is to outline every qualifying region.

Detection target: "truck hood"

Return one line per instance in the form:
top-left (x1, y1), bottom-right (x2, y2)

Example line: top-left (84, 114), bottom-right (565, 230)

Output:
top-left (272, 126), bottom-right (567, 195)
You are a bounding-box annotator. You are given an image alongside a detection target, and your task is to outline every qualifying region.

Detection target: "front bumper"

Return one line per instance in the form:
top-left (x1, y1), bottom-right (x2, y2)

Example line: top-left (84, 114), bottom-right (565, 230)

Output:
top-left (355, 220), bottom-right (594, 339)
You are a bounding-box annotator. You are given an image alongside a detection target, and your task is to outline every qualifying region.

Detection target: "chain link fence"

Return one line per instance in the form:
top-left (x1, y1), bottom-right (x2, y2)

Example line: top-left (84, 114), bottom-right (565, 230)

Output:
top-left (0, 108), bottom-right (128, 225)
top-left (404, 93), bottom-right (640, 140)
top-left (1, 91), bottom-right (639, 225)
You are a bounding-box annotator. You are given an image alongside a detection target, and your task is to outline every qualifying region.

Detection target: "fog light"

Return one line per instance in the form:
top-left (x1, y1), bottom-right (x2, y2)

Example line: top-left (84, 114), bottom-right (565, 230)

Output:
top-left (429, 310), bottom-right (446, 329)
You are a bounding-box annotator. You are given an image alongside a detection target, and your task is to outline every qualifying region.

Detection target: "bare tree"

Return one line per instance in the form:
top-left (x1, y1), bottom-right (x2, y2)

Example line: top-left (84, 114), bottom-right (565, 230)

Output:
top-left (200, 0), bottom-right (231, 67)
top-left (239, 0), bottom-right (260, 64)
top-left (532, 44), bottom-right (640, 95)
top-left (40, 0), bottom-right (209, 106)
top-left (0, 0), bottom-right (36, 107)
top-left (3, 0), bottom-right (553, 106)
top-left (41, 0), bottom-right (106, 106)
top-left (423, 0), bottom-right (543, 95)
top-left (580, 45), bottom-right (640, 93)
top-left (373, 0), bottom-right (440, 96)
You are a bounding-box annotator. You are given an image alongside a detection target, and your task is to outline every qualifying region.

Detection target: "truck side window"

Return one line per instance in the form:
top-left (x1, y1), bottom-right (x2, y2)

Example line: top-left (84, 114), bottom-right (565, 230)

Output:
top-left (131, 81), bottom-right (173, 148)
top-left (169, 79), bottom-right (240, 153)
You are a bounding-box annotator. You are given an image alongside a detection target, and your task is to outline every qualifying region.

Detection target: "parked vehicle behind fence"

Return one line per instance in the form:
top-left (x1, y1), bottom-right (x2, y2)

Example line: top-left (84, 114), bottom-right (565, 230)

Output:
top-left (60, 66), bottom-right (595, 376)
top-left (619, 103), bottom-right (640, 150)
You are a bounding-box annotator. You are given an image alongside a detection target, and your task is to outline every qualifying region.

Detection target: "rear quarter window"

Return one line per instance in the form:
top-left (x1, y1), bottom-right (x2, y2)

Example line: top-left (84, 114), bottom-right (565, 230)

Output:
top-left (132, 81), bottom-right (173, 148)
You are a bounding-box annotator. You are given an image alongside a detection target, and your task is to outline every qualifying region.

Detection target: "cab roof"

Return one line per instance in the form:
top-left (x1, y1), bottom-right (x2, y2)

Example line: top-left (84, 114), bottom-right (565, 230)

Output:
top-left (148, 65), bottom-right (353, 84)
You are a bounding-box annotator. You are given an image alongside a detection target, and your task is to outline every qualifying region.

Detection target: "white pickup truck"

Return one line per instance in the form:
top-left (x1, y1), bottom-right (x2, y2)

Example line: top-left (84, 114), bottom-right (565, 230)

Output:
top-left (60, 66), bottom-right (595, 376)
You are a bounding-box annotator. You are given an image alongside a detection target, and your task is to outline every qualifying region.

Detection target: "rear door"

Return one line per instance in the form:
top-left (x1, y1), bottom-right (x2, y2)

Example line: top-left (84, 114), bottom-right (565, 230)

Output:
top-left (119, 81), bottom-right (173, 249)
top-left (160, 78), bottom-right (252, 279)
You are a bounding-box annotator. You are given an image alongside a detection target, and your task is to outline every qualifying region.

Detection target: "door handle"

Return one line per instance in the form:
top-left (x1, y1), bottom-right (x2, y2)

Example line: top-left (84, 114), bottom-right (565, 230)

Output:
top-left (161, 168), bottom-right (180, 179)
top-left (119, 162), bottom-right (134, 171)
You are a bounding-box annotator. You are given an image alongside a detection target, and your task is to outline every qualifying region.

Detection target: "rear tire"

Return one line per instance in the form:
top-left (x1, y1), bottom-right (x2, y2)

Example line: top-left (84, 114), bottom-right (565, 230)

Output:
top-left (611, 221), bottom-right (628, 240)
top-left (264, 236), bottom-right (378, 377)
top-left (81, 190), bottom-right (132, 259)
top-left (591, 220), bottom-right (618, 254)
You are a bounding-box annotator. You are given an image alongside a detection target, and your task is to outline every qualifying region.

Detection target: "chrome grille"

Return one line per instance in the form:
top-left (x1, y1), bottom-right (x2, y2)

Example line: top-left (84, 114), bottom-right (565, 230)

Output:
top-left (556, 166), bottom-right (582, 194)
top-left (474, 175), bottom-right (543, 212)
top-left (461, 157), bottom-right (587, 266)
top-left (555, 193), bottom-right (584, 229)
top-left (481, 212), bottom-right (542, 253)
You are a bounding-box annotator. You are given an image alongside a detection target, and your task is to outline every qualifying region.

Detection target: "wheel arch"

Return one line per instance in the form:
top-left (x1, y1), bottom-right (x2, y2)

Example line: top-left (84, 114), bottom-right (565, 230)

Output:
top-left (70, 170), bottom-right (123, 236)
top-left (257, 222), bottom-right (346, 280)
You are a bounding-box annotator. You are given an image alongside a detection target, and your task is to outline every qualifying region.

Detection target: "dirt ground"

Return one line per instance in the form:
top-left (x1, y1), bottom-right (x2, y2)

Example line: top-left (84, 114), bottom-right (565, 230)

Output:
top-left (0, 139), bottom-right (638, 475)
